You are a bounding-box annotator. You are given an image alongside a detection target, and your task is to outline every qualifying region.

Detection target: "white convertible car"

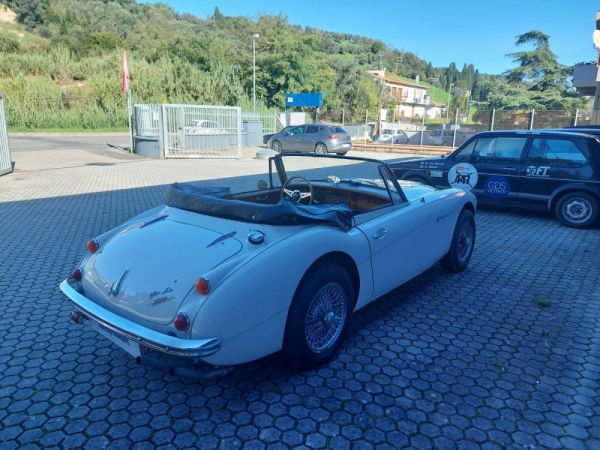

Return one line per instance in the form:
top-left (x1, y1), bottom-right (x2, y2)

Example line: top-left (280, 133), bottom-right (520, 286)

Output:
top-left (60, 153), bottom-right (476, 378)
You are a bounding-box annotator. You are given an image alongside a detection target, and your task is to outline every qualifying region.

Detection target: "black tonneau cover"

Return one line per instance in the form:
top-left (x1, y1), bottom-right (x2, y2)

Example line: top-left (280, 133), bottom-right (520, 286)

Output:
top-left (165, 183), bottom-right (353, 231)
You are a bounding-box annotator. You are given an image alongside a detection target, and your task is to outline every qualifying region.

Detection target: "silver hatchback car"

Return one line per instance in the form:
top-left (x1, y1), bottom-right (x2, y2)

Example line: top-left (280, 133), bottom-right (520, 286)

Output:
top-left (267, 124), bottom-right (352, 155)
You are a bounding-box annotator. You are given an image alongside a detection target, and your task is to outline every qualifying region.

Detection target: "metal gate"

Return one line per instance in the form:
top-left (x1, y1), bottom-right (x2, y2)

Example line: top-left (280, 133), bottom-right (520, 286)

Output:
top-left (161, 104), bottom-right (242, 158)
top-left (0, 94), bottom-right (12, 176)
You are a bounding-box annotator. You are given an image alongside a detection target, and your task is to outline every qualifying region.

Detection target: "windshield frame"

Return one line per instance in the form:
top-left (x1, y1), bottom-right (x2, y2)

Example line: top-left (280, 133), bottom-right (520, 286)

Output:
top-left (269, 152), bottom-right (407, 205)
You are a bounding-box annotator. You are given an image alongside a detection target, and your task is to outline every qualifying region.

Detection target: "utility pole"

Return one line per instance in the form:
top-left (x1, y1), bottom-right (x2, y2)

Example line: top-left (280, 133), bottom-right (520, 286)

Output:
top-left (445, 83), bottom-right (454, 124)
top-left (252, 34), bottom-right (260, 113)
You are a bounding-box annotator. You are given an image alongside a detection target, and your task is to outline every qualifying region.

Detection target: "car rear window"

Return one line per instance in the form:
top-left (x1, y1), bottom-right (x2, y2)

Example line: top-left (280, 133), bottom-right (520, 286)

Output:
top-left (330, 127), bottom-right (347, 134)
top-left (526, 138), bottom-right (588, 167)
top-left (306, 125), bottom-right (319, 134)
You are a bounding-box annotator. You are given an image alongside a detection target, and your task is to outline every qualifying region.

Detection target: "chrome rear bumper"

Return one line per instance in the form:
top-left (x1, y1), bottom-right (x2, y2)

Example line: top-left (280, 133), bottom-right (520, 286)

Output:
top-left (59, 280), bottom-right (220, 358)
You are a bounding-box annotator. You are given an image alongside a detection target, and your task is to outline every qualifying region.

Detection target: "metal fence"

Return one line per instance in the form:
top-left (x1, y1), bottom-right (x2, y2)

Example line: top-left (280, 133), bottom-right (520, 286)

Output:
top-left (0, 94), bottom-right (12, 176)
top-left (241, 112), bottom-right (278, 134)
top-left (336, 108), bottom-right (600, 149)
top-left (160, 104), bottom-right (242, 158)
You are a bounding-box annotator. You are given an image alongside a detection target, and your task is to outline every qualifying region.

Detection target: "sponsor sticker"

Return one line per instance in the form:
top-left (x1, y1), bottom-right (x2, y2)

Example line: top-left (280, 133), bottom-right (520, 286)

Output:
top-left (526, 166), bottom-right (550, 177)
top-left (430, 170), bottom-right (443, 178)
top-left (484, 175), bottom-right (511, 200)
top-left (448, 163), bottom-right (478, 190)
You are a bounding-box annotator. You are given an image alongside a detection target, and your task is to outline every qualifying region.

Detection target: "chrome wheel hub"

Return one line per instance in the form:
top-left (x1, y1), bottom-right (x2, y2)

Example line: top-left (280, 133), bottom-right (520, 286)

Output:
top-left (304, 282), bottom-right (346, 353)
top-left (564, 199), bottom-right (591, 224)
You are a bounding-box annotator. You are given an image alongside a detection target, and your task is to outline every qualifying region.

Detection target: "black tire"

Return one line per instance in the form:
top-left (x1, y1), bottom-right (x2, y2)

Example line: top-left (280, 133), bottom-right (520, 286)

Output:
top-left (282, 264), bottom-right (353, 368)
top-left (337, 151), bottom-right (348, 156)
top-left (440, 209), bottom-right (476, 272)
top-left (271, 140), bottom-right (282, 153)
top-left (554, 191), bottom-right (599, 229)
top-left (314, 143), bottom-right (328, 155)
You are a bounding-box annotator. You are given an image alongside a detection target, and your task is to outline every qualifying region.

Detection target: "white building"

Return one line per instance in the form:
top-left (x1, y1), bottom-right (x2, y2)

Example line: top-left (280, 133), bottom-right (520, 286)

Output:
top-left (366, 70), bottom-right (445, 120)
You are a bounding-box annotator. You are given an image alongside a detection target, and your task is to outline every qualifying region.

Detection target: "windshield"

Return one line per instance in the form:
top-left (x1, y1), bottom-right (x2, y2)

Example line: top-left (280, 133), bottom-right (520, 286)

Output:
top-left (274, 154), bottom-right (402, 204)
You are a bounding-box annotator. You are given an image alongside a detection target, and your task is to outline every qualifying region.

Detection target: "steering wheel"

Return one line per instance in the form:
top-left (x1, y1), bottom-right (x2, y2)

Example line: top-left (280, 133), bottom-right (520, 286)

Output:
top-left (281, 176), bottom-right (314, 205)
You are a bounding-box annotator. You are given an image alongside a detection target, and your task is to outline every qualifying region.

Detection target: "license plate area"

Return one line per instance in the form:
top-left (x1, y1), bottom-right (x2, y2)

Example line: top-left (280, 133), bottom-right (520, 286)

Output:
top-left (89, 320), bottom-right (141, 358)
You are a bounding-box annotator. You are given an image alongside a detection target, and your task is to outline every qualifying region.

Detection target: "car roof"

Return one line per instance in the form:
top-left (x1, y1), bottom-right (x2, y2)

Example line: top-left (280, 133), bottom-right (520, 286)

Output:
top-left (472, 129), bottom-right (600, 140)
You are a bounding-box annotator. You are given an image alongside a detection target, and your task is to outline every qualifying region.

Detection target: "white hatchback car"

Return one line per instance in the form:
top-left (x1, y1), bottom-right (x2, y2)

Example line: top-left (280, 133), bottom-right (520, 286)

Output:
top-left (61, 154), bottom-right (476, 378)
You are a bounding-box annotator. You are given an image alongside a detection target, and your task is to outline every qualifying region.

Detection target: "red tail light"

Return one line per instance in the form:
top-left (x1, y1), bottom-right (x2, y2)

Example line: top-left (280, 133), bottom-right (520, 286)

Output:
top-left (86, 240), bottom-right (99, 253)
top-left (328, 135), bottom-right (338, 140)
top-left (174, 313), bottom-right (190, 331)
top-left (70, 269), bottom-right (82, 281)
top-left (195, 277), bottom-right (211, 295)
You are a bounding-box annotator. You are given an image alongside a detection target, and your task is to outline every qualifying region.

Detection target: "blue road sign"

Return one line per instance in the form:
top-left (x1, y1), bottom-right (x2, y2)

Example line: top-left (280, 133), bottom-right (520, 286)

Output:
top-left (284, 93), bottom-right (323, 107)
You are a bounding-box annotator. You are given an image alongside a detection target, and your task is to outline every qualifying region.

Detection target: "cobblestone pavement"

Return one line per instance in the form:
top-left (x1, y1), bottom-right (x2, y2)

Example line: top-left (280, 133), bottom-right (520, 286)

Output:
top-left (0, 137), bottom-right (599, 449)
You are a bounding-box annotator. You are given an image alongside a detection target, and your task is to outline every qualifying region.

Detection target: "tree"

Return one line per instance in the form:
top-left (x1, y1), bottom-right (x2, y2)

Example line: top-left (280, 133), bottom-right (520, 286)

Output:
top-left (505, 30), bottom-right (570, 92)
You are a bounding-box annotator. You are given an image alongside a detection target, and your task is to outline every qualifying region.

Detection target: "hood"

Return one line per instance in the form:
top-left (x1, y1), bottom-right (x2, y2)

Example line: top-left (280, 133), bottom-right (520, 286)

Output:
top-left (81, 215), bottom-right (242, 325)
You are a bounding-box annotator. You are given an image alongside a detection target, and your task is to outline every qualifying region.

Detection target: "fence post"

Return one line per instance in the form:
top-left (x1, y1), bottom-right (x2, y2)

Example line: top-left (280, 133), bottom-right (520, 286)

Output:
top-left (0, 93), bottom-right (13, 176)
top-left (529, 109), bottom-right (535, 130)
top-left (342, 108), bottom-right (345, 126)
top-left (236, 107), bottom-right (242, 158)
top-left (490, 109), bottom-right (495, 131)
top-left (452, 109), bottom-right (458, 147)
top-left (573, 109), bottom-right (579, 127)
top-left (364, 110), bottom-right (368, 144)
top-left (420, 112), bottom-right (425, 146)
top-left (159, 104), bottom-right (167, 159)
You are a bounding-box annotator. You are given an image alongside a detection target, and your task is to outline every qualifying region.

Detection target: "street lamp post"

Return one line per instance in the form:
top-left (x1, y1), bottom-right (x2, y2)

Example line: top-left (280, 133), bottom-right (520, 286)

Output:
top-left (446, 83), bottom-right (454, 123)
top-left (252, 33), bottom-right (260, 113)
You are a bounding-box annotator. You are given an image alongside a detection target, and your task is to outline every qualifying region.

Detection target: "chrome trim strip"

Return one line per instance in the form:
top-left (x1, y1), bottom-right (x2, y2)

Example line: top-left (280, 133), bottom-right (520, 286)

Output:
top-left (60, 280), bottom-right (220, 358)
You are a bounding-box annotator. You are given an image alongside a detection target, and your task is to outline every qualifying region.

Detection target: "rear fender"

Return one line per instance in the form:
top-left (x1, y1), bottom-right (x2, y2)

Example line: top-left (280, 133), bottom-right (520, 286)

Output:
top-left (193, 226), bottom-right (372, 365)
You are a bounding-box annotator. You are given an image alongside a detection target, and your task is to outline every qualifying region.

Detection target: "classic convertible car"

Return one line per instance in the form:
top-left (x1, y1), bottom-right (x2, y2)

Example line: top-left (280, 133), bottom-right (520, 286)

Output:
top-left (60, 153), bottom-right (476, 378)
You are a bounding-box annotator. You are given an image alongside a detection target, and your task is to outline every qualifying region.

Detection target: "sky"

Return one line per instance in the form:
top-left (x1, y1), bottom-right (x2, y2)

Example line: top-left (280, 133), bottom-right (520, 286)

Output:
top-left (147, 0), bottom-right (600, 75)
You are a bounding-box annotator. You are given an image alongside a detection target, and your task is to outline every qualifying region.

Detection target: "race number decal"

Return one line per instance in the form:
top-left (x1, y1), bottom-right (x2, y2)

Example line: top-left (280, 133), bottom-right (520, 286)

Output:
top-left (448, 163), bottom-right (478, 190)
top-left (484, 175), bottom-right (511, 200)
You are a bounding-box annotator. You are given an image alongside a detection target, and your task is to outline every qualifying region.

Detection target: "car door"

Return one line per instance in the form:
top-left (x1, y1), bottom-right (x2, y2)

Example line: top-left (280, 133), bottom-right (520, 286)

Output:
top-left (519, 136), bottom-right (592, 207)
top-left (282, 125), bottom-right (305, 150)
top-left (355, 171), bottom-right (431, 298)
top-left (443, 136), bottom-right (527, 203)
top-left (304, 125), bottom-right (320, 152)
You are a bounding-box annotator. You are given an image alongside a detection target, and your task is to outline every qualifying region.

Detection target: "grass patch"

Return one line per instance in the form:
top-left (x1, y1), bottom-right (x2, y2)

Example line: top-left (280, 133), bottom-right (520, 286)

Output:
top-left (8, 126), bottom-right (129, 133)
top-left (534, 295), bottom-right (552, 307)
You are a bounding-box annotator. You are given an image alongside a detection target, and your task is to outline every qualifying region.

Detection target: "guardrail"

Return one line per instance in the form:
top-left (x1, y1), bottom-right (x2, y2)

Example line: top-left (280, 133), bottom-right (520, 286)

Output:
top-left (352, 142), bottom-right (454, 156)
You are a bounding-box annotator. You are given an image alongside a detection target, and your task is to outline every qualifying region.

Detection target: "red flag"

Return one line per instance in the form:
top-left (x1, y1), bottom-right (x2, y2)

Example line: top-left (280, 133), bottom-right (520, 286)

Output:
top-left (122, 50), bottom-right (130, 94)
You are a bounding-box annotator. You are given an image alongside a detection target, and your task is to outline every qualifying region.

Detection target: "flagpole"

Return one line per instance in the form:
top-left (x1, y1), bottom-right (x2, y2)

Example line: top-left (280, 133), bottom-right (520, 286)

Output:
top-left (127, 88), bottom-right (133, 153)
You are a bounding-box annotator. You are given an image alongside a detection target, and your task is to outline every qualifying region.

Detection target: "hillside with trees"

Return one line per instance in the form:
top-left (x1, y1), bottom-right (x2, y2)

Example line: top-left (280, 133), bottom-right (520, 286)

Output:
top-left (0, 0), bottom-right (587, 130)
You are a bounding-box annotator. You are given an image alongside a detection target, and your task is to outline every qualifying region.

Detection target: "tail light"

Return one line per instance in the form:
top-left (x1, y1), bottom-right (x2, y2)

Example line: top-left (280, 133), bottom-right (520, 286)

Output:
top-left (174, 313), bottom-right (190, 331)
top-left (195, 277), bottom-right (211, 295)
top-left (328, 135), bottom-right (339, 140)
top-left (86, 240), bottom-right (99, 253)
top-left (70, 269), bottom-right (82, 281)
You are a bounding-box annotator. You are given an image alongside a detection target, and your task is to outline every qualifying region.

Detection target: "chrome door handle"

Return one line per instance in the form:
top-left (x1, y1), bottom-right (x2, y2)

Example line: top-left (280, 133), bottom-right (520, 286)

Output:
top-left (373, 228), bottom-right (388, 239)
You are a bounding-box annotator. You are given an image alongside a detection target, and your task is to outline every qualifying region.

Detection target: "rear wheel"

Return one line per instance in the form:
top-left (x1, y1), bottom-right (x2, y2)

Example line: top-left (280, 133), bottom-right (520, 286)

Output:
top-left (554, 191), bottom-right (598, 228)
top-left (271, 140), bottom-right (282, 153)
top-left (282, 264), bottom-right (353, 368)
top-left (315, 143), bottom-right (328, 155)
top-left (337, 151), bottom-right (348, 156)
top-left (440, 209), bottom-right (476, 272)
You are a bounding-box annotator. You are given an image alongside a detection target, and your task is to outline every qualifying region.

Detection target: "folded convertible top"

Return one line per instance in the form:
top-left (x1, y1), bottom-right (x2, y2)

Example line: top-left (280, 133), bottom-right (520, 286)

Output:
top-left (164, 183), bottom-right (353, 231)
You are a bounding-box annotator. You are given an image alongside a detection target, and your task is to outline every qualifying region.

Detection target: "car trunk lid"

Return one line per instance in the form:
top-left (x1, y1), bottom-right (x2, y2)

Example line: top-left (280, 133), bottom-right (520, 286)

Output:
top-left (81, 217), bottom-right (242, 325)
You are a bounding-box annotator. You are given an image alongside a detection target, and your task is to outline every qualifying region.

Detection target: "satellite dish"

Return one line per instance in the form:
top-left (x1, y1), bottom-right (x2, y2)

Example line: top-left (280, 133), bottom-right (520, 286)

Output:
top-left (593, 29), bottom-right (600, 49)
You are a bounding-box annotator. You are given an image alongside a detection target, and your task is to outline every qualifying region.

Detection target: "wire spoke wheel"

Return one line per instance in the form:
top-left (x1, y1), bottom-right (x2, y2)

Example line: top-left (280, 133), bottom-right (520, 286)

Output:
top-left (304, 282), bottom-right (347, 353)
top-left (456, 220), bottom-right (474, 263)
